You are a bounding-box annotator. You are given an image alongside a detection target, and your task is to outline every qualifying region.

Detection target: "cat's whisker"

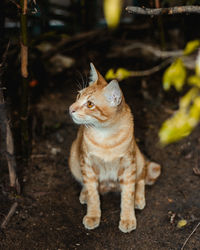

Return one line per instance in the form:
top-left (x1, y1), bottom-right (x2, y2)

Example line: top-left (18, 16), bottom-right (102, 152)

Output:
top-left (77, 71), bottom-right (86, 90)
top-left (83, 72), bottom-right (88, 88)
top-left (75, 79), bottom-right (83, 91)
top-left (80, 72), bottom-right (87, 89)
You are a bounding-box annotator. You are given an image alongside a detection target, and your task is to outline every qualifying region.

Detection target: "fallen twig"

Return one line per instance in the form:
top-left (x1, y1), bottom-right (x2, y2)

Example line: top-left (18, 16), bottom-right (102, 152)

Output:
top-left (193, 149), bottom-right (200, 176)
top-left (181, 222), bottom-right (200, 250)
top-left (126, 6), bottom-right (200, 16)
top-left (1, 202), bottom-right (18, 229)
top-left (193, 167), bottom-right (200, 176)
top-left (31, 153), bottom-right (47, 158)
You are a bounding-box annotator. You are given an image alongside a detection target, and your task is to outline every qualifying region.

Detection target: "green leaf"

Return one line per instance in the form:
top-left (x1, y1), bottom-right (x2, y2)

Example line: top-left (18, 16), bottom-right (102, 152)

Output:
top-left (159, 110), bottom-right (192, 145)
top-left (179, 87), bottom-right (199, 109)
top-left (159, 92), bottom-right (200, 145)
top-left (189, 96), bottom-right (200, 123)
top-left (183, 40), bottom-right (200, 55)
top-left (196, 51), bottom-right (200, 76)
top-left (105, 68), bottom-right (131, 81)
top-left (105, 69), bottom-right (115, 80)
top-left (103, 0), bottom-right (122, 28)
top-left (163, 59), bottom-right (186, 91)
top-left (188, 75), bottom-right (200, 87)
top-left (177, 219), bottom-right (187, 228)
top-left (115, 68), bottom-right (131, 80)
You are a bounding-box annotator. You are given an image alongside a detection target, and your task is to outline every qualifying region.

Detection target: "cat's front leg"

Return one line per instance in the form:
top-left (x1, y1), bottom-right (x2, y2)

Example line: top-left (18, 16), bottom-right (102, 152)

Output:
top-left (81, 162), bottom-right (101, 230)
top-left (118, 163), bottom-right (137, 233)
top-left (79, 186), bottom-right (87, 204)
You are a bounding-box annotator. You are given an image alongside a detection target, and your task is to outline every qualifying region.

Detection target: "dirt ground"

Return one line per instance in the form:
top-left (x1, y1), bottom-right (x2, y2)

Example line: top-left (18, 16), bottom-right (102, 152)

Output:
top-left (1, 30), bottom-right (200, 249)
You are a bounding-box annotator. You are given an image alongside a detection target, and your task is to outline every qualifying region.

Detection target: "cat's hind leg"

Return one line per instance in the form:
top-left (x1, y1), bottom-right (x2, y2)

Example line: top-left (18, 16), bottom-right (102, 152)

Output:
top-left (135, 145), bottom-right (146, 210)
top-left (135, 180), bottom-right (146, 210)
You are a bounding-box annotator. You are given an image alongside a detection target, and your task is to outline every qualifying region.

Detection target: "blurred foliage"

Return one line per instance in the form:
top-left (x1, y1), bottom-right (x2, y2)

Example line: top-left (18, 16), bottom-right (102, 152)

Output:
top-left (105, 68), bottom-right (131, 80)
top-left (103, 0), bottom-right (122, 28)
top-left (177, 219), bottom-right (187, 228)
top-left (163, 58), bottom-right (186, 91)
top-left (159, 40), bottom-right (200, 145)
top-left (183, 40), bottom-right (200, 55)
top-left (105, 40), bottom-right (200, 145)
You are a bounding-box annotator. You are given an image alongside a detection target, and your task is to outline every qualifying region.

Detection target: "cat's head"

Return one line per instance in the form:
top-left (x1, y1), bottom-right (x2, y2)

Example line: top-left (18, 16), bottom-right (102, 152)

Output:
top-left (69, 63), bottom-right (124, 127)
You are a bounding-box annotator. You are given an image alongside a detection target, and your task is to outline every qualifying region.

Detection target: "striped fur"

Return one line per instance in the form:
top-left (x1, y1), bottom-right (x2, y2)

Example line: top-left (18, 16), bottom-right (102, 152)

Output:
top-left (68, 63), bottom-right (161, 233)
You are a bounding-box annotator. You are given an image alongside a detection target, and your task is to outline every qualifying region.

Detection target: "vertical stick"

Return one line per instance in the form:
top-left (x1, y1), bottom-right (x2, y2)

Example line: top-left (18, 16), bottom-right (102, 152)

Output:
top-left (20, 0), bottom-right (29, 161)
top-left (155, 0), bottom-right (166, 49)
top-left (0, 44), bottom-right (20, 193)
top-left (6, 123), bottom-right (21, 193)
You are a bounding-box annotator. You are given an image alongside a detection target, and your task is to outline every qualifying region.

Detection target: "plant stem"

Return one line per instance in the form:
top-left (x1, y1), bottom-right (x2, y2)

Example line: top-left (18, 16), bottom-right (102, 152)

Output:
top-left (20, 0), bottom-right (29, 161)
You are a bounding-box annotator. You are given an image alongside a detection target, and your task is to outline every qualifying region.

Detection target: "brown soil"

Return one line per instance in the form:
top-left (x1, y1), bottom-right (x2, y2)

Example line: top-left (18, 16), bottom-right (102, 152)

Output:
top-left (1, 36), bottom-right (200, 250)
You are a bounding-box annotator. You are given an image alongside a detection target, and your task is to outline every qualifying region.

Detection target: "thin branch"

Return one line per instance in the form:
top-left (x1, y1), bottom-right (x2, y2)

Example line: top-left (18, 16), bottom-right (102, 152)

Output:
top-left (108, 41), bottom-right (197, 72)
top-left (20, 0), bottom-right (29, 160)
top-left (129, 58), bottom-right (173, 77)
top-left (8, 0), bottom-right (21, 9)
top-left (126, 6), bottom-right (200, 16)
top-left (181, 222), bottom-right (200, 250)
top-left (121, 42), bottom-right (183, 58)
top-left (1, 202), bottom-right (18, 229)
top-left (43, 29), bottom-right (104, 59)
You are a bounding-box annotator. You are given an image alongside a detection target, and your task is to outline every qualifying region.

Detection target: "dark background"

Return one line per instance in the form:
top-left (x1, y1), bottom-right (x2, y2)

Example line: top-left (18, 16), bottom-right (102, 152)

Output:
top-left (0, 1), bottom-right (200, 249)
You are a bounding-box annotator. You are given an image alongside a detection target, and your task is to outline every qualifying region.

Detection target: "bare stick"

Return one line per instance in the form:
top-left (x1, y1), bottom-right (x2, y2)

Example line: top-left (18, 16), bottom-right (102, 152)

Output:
top-left (8, 0), bottom-right (21, 9)
top-left (108, 42), bottom-right (196, 72)
top-left (129, 58), bottom-right (173, 77)
top-left (1, 202), bottom-right (18, 229)
top-left (126, 6), bottom-right (200, 16)
top-left (0, 44), bottom-right (21, 193)
top-left (6, 123), bottom-right (21, 193)
top-left (20, 0), bottom-right (29, 160)
top-left (181, 222), bottom-right (200, 250)
top-left (121, 42), bottom-right (183, 58)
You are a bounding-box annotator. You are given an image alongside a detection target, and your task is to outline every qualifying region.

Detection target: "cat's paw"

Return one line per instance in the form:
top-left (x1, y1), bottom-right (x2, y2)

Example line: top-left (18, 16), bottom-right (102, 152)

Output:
top-left (135, 197), bottom-right (146, 210)
top-left (83, 215), bottom-right (100, 230)
top-left (119, 218), bottom-right (137, 233)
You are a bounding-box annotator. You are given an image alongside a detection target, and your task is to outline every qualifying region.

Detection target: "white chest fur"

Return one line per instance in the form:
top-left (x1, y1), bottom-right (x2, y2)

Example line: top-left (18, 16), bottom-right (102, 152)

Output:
top-left (91, 155), bottom-right (121, 182)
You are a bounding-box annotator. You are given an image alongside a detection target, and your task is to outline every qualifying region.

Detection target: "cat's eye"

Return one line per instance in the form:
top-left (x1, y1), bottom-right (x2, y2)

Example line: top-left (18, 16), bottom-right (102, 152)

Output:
top-left (87, 101), bottom-right (95, 109)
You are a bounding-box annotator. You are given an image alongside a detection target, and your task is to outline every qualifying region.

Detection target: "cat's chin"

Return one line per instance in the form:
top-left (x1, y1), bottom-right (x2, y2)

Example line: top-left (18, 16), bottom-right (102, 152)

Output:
top-left (71, 116), bottom-right (83, 124)
top-left (71, 116), bottom-right (90, 126)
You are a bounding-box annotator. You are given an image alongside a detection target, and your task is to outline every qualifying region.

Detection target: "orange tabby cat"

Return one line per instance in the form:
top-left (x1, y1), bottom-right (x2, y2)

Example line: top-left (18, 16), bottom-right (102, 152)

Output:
top-left (68, 63), bottom-right (161, 233)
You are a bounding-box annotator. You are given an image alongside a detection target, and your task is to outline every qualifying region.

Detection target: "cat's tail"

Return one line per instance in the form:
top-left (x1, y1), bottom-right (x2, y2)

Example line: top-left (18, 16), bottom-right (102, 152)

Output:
top-left (145, 161), bottom-right (161, 185)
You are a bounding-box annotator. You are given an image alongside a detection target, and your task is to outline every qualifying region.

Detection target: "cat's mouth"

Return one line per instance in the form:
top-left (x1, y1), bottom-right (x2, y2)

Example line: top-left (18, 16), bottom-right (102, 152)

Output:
top-left (70, 114), bottom-right (83, 124)
top-left (70, 113), bottom-right (95, 127)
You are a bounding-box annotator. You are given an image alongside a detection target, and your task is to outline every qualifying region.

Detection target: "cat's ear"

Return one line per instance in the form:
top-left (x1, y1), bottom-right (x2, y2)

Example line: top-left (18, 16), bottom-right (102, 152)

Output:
top-left (89, 63), bottom-right (98, 86)
top-left (104, 80), bottom-right (122, 106)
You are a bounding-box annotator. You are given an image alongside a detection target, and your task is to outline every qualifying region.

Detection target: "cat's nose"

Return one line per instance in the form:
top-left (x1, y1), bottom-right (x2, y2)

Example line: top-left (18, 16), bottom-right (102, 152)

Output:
top-left (69, 105), bottom-right (76, 115)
